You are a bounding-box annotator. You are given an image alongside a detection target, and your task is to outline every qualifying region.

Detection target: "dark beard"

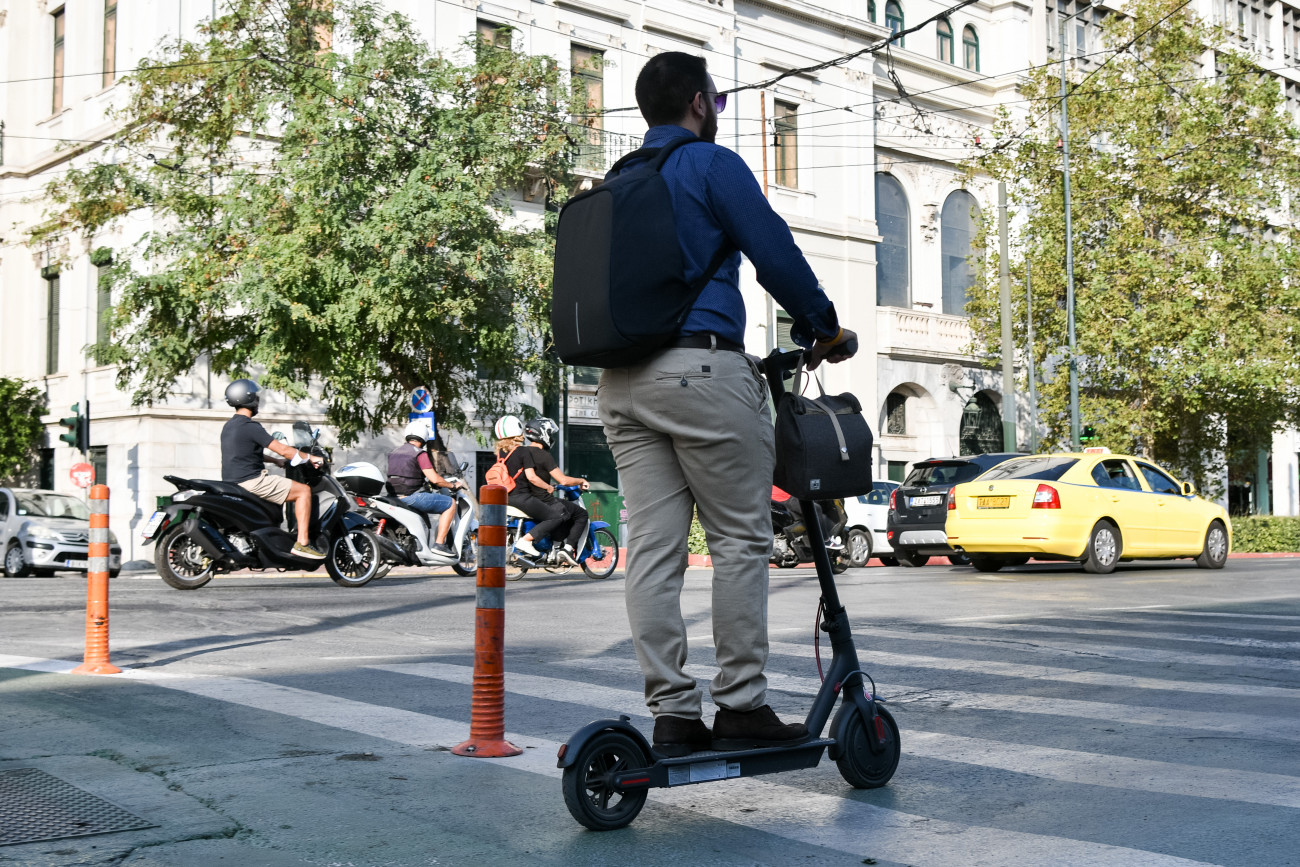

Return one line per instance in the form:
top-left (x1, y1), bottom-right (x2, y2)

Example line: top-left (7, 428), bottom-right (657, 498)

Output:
top-left (702, 112), bottom-right (718, 143)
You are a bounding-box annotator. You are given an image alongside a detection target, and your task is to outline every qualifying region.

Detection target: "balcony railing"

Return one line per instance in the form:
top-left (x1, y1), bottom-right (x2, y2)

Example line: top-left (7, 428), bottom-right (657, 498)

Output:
top-left (569, 123), bottom-right (643, 174)
top-left (876, 307), bottom-right (974, 362)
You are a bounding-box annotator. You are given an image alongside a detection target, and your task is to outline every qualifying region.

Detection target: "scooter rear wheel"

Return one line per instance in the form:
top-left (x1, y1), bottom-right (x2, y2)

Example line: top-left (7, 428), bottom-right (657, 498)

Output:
top-left (156, 527), bottom-right (215, 590)
top-left (832, 701), bottom-right (900, 789)
top-left (561, 731), bottom-right (649, 831)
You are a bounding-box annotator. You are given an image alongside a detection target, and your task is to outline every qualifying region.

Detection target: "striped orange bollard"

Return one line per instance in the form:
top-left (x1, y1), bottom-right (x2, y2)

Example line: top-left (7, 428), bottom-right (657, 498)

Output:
top-left (72, 485), bottom-right (121, 675)
top-left (451, 484), bottom-right (522, 757)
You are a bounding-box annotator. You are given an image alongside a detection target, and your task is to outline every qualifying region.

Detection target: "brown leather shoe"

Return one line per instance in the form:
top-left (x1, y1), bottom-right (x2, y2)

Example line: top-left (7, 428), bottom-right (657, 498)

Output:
top-left (712, 705), bottom-right (810, 751)
top-left (652, 715), bottom-right (712, 757)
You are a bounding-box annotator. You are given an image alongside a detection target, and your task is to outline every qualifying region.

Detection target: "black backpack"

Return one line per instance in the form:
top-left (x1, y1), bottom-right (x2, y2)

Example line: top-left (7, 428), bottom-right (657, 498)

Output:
top-left (551, 136), bottom-right (729, 368)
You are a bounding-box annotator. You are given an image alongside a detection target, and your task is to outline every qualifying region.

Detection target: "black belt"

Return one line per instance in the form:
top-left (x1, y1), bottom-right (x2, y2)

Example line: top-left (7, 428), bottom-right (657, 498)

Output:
top-left (667, 334), bottom-right (745, 353)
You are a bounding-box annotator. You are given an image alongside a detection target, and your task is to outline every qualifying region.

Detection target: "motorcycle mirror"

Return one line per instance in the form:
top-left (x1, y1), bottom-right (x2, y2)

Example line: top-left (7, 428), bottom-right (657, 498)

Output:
top-left (459, 461), bottom-right (469, 473)
top-left (271, 431), bottom-right (287, 443)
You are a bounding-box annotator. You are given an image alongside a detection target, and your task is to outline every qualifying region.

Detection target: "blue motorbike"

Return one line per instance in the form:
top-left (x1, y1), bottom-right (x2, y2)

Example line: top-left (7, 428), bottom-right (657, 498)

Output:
top-left (505, 485), bottom-right (619, 580)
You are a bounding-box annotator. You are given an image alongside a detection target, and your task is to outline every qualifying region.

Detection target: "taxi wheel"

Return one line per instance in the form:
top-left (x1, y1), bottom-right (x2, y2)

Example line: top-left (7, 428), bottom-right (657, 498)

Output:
top-left (969, 557), bottom-right (1003, 573)
top-left (1082, 520), bottom-right (1122, 575)
top-left (1195, 521), bottom-right (1229, 570)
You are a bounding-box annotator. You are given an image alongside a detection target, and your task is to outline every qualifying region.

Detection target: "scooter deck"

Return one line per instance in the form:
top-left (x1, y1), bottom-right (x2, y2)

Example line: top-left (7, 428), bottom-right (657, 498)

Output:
top-left (615, 738), bottom-right (833, 789)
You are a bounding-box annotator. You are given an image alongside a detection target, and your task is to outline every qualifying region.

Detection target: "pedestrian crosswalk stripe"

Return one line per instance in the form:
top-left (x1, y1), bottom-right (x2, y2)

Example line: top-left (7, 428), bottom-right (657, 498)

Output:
top-left (1035, 613), bottom-right (1300, 634)
top-left (0, 654), bottom-right (1220, 867)
top-left (378, 660), bottom-right (1300, 806)
top-left (950, 620), bottom-right (1300, 651)
top-left (554, 656), bottom-right (1300, 743)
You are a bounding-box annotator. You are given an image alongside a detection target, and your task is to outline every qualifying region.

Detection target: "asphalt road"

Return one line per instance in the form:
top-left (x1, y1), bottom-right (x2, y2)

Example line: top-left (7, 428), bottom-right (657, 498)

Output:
top-left (1, 556), bottom-right (1298, 866)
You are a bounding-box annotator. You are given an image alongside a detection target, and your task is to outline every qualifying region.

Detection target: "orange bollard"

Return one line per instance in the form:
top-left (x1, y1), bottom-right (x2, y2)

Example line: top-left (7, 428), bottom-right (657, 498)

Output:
top-left (451, 484), bottom-right (521, 758)
top-left (72, 484), bottom-right (121, 675)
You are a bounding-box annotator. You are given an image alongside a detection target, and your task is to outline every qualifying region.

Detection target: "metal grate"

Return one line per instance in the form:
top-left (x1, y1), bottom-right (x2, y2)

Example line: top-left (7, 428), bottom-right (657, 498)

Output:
top-left (0, 768), bottom-right (154, 847)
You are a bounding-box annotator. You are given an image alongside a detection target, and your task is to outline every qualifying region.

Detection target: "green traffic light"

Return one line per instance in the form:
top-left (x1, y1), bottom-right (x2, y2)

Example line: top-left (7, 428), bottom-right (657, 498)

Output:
top-left (58, 404), bottom-right (87, 450)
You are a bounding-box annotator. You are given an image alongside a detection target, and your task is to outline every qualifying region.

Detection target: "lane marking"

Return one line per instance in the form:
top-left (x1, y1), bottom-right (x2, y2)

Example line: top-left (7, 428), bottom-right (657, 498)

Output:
top-left (0, 654), bottom-right (1219, 867)
top-left (951, 621), bottom-right (1300, 651)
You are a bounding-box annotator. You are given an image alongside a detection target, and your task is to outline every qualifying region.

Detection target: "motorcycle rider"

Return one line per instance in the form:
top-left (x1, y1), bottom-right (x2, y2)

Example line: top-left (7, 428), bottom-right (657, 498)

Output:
top-left (506, 417), bottom-right (590, 565)
top-left (387, 418), bottom-right (463, 558)
top-left (220, 379), bottom-right (325, 560)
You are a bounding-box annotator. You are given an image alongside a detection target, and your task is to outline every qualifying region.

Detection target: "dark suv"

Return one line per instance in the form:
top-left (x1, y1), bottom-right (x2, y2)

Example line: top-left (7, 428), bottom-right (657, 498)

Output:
top-left (886, 453), bottom-right (1024, 567)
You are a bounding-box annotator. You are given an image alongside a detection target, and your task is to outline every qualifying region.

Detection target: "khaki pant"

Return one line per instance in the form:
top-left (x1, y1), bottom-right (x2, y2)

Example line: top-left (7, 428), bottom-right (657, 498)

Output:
top-left (599, 348), bottom-right (775, 718)
top-left (238, 470), bottom-right (294, 505)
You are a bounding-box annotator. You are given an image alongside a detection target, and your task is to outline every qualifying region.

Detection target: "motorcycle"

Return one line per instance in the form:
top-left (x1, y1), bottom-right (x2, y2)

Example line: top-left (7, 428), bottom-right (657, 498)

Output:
top-left (505, 485), bottom-right (619, 581)
top-left (335, 461), bottom-right (478, 577)
top-left (770, 494), bottom-right (851, 574)
top-left (142, 422), bottom-right (385, 589)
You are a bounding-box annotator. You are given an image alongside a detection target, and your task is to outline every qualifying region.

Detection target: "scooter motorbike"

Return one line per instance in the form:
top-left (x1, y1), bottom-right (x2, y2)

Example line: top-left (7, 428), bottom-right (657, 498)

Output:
top-left (336, 461), bottom-right (478, 577)
top-left (557, 348), bottom-right (899, 831)
top-left (505, 485), bottom-right (619, 580)
top-left (142, 422), bottom-right (384, 589)
top-left (770, 495), bottom-right (851, 574)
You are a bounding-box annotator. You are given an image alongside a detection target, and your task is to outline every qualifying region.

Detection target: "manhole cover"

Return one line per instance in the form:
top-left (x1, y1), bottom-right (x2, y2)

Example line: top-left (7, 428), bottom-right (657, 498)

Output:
top-left (0, 768), bottom-right (154, 846)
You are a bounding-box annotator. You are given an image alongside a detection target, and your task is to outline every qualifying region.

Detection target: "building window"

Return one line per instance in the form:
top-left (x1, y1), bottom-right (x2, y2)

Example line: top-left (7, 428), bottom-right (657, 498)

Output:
top-left (476, 19), bottom-right (513, 53)
top-left (773, 101), bottom-right (798, 188)
top-left (875, 174), bottom-right (910, 308)
top-left (39, 448), bottom-right (55, 490)
top-left (941, 190), bottom-right (980, 316)
top-left (571, 45), bottom-right (605, 171)
top-left (887, 460), bottom-right (908, 482)
top-left (1047, 0), bottom-right (1097, 60)
top-left (937, 19), bottom-right (954, 64)
top-left (959, 393), bottom-right (1003, 455)
top-left (962, 25), bottom-right (980, 71)
top-left (90, 445), bottom-right (107, 487)
top-left (96, 261), bottom-right (113, 347)
top-left (886, 392), bottom-right (907, 435)
top-left (572, 366), bottom-right (601, 386)
top-left (52, 7), bottom-right (66, 114)
top-left (45, 270), bottom-right (60, 375)
top-left (869, 0), bottom-right (877, 23)
top-left (775, 312), bottom-right (799, 351)
top-left (885, 1), bottom-right (905, 44)
top-left (103, 0), bottom-right (118, 87)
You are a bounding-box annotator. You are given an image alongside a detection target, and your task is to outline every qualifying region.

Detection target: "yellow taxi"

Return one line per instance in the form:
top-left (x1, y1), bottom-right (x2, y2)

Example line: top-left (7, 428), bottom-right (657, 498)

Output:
top-left (944, 449), bottom-right (1231, 574)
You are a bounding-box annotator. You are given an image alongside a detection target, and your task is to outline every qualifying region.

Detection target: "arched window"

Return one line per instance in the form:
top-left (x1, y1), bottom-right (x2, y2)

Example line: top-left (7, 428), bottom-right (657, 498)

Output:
top-left (937, 18), bottom-right (954, 64)
top-left (962, 25), bottom-right (980, 71)
top-left (876, 174), bottom-right (910, 309)
top-left (941, 190), bottom-right (980, 315)
top-left (869, 0), bottom-right (876, 23)
top-left (885, 1), bottom-right (905, 44)
top-left (959, 392), bottom-right (1003, 455)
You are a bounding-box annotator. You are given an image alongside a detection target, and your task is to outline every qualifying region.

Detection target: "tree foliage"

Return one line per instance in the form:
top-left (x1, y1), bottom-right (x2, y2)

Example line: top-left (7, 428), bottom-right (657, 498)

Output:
top-left (0, 378), bottom-right (47, 485)
top-left (32, 0), bottom-right (579, 442)
top-left (966, 0), bottom-right (1300, 492)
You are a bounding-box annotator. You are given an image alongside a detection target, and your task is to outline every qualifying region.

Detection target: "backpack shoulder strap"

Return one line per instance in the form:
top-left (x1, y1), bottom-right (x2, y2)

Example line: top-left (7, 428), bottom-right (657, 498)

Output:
top-left (608, 135), bottom-right (704, 176)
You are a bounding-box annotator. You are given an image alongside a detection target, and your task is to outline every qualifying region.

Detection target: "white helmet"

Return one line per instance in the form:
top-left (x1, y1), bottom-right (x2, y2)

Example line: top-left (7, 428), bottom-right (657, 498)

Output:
top-left (403, 418), bottom-right (434, 444)
top-left (494, 415), bottom-right (523, 439)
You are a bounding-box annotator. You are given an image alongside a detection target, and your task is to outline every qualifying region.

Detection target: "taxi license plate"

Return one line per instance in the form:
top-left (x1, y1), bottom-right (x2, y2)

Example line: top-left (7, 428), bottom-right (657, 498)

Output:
top-left (977, 496), bottom-right (1011, 509)
top-left (141, 510), bottom-right (167, 541)
top-left (910, 495), bottom-right (942, 507)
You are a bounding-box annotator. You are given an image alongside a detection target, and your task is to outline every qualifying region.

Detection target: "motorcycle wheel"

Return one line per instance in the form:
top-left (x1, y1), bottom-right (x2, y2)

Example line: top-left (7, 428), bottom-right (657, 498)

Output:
top-left (326, 529), bottom-right (382, 587)
top-left (155, 526), bottom-right (215, 590)
top-left (451, 532), bottom-right (478, 578)
top-left (581, 528), bottom-right (619, 579)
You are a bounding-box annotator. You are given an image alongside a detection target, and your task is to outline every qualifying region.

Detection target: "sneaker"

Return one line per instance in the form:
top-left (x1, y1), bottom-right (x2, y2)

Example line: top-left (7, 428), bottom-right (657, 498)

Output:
top-left (292, 542), bottom-right (326, 560)
top-left (431, 542), bottom-right (455, 558)
top-left (825, 536), bottom-right (844, 551)
top-left (557, 544), bottom-right (579, 566)
top-left (652, 715), bottom-right (712, 758)
top-left (514, 537), bottom-right (540, 558)
top-left (711, 705), bottom-right (810, 751)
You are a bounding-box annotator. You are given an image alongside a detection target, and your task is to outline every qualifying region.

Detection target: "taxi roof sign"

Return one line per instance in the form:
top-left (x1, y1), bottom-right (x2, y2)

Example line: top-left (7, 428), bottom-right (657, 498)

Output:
top-left (1083, 446), bottom-right (1111, 454)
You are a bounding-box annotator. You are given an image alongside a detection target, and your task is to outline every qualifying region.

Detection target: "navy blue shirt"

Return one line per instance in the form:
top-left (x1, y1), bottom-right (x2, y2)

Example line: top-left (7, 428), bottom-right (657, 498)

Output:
top-left (221, 414), bottom-right (273, 483)
top-left (611, 125), bottom-right (839, 347)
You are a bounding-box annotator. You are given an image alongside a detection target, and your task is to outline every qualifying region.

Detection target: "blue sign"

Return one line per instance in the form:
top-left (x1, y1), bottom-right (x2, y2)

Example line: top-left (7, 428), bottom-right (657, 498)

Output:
top-left (410, 387), bottom-right (433, 413)
top-left (408, 411), bottom-right (435, 423)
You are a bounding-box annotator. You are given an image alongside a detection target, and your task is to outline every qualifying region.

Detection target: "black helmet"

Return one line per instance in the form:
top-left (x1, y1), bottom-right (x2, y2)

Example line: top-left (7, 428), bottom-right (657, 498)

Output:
top-left (524, 417), bottom-right (559, 450)
top-left (225, 379), bottom-right (261, 414)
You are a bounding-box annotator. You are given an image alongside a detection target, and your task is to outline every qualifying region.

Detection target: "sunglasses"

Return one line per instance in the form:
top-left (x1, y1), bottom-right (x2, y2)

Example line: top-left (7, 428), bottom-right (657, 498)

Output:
top-left (699, 91), bottom-right (727, 114)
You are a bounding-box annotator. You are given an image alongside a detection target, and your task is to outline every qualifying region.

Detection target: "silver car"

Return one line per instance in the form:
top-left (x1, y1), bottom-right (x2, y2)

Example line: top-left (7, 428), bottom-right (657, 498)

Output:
top-left (1, 488), bottom-right (122, 578)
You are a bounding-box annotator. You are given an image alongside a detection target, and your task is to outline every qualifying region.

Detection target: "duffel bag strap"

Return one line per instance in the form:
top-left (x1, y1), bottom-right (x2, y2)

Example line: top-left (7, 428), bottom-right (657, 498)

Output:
top-left (792, 359), bottom-right (851, 463)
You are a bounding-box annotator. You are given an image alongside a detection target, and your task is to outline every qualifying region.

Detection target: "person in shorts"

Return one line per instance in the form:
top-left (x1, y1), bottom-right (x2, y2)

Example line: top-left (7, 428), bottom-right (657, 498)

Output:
top-left (220, 379), bottom-right (325, 560)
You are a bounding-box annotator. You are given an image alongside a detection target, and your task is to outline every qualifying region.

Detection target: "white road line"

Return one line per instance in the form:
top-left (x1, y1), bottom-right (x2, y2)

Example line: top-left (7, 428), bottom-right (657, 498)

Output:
top-left (761, 641), bottom-right (1300, 699)
top-left (826, 627), bottom-right (1300, 672)
top-left (1148, 610), bottom-right (1300, 623)
top-left (1030, 614), bottom-right (1300, 635)
top-left (952, 621), bottom-right (1300, 651)
top-left (553, 656), bottom-right (1300, 743)
top-left (0, 654), bottom-right (1219, 867)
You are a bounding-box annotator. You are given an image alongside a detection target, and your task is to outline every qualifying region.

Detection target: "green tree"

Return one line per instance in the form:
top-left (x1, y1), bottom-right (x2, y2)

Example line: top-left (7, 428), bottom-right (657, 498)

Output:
top-left (967, 0), bottom-right (1300, 493)
top-left (0, 378), bottom-right (46, 484)
top-left (31, 0), bottom-right (578, 442)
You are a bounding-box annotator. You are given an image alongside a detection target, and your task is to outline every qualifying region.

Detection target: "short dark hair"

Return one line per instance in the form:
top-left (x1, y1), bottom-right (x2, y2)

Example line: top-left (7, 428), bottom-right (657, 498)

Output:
top-left (635, 52), bottom-right (709, 127)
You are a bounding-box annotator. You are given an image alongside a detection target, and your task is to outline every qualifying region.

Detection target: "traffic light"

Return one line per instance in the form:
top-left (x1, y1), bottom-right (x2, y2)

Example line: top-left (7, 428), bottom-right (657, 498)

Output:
top-left (1080, 425), bottom-right (1098, 443)
top-left (58, 402), bottom-right (89, 452)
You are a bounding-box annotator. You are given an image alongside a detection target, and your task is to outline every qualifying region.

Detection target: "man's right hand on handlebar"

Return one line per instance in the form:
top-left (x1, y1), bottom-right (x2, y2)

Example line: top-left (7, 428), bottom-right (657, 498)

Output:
top-left (807, 327), bottom-right (859, 371)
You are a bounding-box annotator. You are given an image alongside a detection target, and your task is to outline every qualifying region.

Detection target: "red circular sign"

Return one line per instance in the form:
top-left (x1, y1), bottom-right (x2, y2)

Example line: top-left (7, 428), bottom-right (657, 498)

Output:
top-left (70, 462), bottom-right (95, 489)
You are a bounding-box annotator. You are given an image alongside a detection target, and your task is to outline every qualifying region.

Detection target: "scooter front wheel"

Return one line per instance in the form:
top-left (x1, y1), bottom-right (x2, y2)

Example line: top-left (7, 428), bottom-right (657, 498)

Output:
top-left (832, 701), bottom-right (900, 789)
top-left (581, 528), bottom-right (619, 579)
top-left (326, 529), bottom-right (382, 587)
top-left (561, 731), bottom-right (649, 831)
top-left (451, 532), bottom-right (477, 577)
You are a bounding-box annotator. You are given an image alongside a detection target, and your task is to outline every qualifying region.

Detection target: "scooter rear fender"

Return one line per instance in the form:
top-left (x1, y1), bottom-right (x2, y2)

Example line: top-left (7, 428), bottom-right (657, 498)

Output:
top-left (556, 715), bottom-right (650, 769)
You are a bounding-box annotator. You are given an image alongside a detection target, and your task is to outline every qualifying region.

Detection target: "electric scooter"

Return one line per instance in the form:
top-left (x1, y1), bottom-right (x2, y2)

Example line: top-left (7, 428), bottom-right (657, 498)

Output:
top-left (557, 348), bottom-right (900, 831)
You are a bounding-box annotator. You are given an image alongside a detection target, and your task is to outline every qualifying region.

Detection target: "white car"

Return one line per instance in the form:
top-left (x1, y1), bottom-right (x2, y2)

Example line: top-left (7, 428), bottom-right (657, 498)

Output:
top-left (843, 480), bottom-right (900, 567)
top-left (1, 488), bottom-right (122, 578)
